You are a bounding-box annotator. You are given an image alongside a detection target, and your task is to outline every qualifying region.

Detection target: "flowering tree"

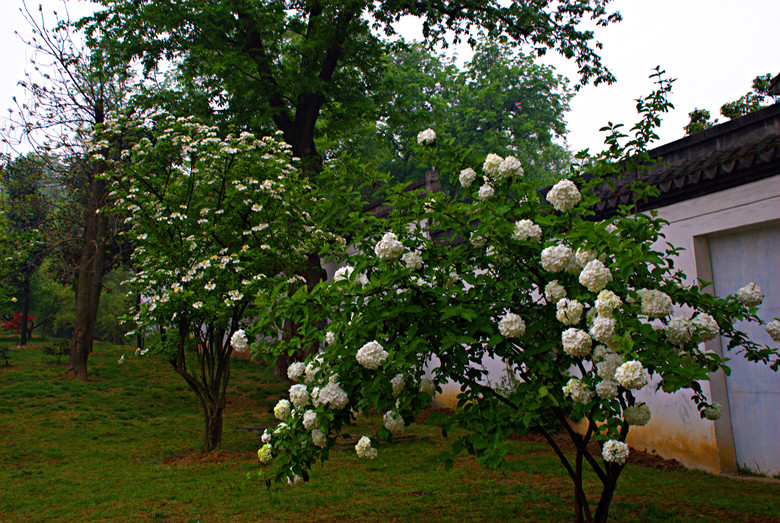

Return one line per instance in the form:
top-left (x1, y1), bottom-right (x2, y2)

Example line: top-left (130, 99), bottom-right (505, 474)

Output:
top-left (98, 112), bottom-right (325, 451)
top-left (252, 75), bottom-right (780, 521)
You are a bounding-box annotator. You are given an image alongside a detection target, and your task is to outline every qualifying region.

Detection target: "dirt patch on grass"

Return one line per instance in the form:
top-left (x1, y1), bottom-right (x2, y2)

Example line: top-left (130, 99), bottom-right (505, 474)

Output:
top-left (160, 449), bottom-right (254, 468)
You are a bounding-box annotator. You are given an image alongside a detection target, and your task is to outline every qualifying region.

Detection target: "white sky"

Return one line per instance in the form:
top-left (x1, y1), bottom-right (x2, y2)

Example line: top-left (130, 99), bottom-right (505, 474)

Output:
top-left (1, 0), bottom-right (778, 156)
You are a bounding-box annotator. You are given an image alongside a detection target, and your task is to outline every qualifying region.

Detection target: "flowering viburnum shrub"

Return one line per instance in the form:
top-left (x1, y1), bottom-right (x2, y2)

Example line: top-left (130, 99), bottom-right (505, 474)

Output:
top-left (95, 111), bottom-right (326, 452)
top-left (252, 77), bottom-right (778, 522)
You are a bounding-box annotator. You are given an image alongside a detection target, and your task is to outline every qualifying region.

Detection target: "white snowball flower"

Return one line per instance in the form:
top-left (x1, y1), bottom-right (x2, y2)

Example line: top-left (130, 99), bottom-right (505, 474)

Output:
top-left (544, 280), bottom-right (567, 304)
top-left (274, 399), bottom-right (292, 421)
top-left (623, 404), bottom-right (651, 426)
top-left (333, 265), bottom-right (367, 285)
top-left (562, 378), bottom-right (593, 404)
top-left (375, 232), bottom-right (404, 260)
top-left (637, 289), bottom-right (673, 319)
top-left (602, 440), bottom-right (629, 464)
top-left (736, 282), bottom-right (763, 307)
top-left (287, 362), bottom-right (306, 382)
top-left (304, 356), bottom-right (325, 386)
top-left (556, 299), bottom-right (584, 326)
top-left (692, 313), bottom-right (719, 342)
top-left (596, 352), bottom-right (624, 381)
top-left (261, 429), bottom-right (272, 444)
top-left (257, 444), bottom-right (273, 464)
top-left (562, 328), bottom-right (593, 357)
top-left (477, 183), bottom-right (495, 201)
top-left (596, 380), bottom-right (619, 399)
top-left (614, 361), bottom-right (649, 390)
top-left (470, 233), bottom-right (487, 248)
top-left (417, 128), bottom-right (436, 145)
top-left (575, 248), bottom-right (597, 268)
top-left (383, 411), bottom-right (405, 435)
top-left (420, 378), bottom-right (436, 396)
top-left (665, 316), bottom-right (693, 346)
top-left (302, 409), bottom-right (318, 430)
top-left (311, 429), bottom-right (327, 448)
top-left (541, 245), bottom-right (573, 273)
top-left (595, 290), bottom-right (622, 317)
top-left (482, 153), bottom-right (503, 177)
top-left (356, 340), bottom-right (389, 370)
top-left (546, 179), bottom-right (581, 212)
top-left (355, 435), bottom-right (378, 459)
top-left (402, 251), bottom-right (424, 270)
top-left (324, 331), bottom-right (336, 346)
top-left (497, 156), bottom-right (523, 179)
top-left (318, 382), bottom-right (349, 409)
top-left (230, 329), bottom-right (249, 352)
top-left (766, 319), bottom-right (780, 342)
top-left (391, 374), bottom-right (406, 397)
top-left (590, 316), bottom-right (617, 346)
top-left (579, 259), bottom-right (612, 293)
top-left (459, 167), bottom-right (477, 187)
top-left (703, 403), bottom-right (723, 421)
top-left (289, 384), bottom-right (310, 408)
top-left (512, 219), bottom-right (542, 242)
top-left (498, 312), bottom-right (526, 338)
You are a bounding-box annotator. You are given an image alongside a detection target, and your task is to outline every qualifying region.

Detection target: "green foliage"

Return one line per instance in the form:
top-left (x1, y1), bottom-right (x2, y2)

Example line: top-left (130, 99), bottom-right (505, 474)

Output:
top-left (94, 268), bottom-right (135, 344)
top-left (683, 108), bottom-right (716, 136)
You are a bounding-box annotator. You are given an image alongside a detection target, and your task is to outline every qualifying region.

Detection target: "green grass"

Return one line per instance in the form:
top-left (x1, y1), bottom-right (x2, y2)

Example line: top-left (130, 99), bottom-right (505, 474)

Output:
top-left (1, 337), bottom-right (778, 522)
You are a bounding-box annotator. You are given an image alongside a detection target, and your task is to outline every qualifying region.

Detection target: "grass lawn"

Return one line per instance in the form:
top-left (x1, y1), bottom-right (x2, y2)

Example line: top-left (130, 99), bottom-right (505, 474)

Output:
top-left (0, 336), bottom-right (778, 522)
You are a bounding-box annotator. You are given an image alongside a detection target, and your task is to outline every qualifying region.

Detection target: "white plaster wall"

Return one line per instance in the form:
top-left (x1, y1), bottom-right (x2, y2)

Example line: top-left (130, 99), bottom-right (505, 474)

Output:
top-left (628, 174), bottom-right (780, 472)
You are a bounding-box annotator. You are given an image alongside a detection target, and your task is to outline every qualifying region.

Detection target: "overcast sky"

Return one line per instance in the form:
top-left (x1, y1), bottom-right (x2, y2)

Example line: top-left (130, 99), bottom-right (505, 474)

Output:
top-left (1, 0), bottom-right (778, 156)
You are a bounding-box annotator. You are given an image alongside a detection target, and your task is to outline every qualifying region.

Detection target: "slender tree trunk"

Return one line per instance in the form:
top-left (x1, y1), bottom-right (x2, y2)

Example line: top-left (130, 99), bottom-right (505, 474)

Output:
top-left (19, 273), bottom-right (31, 346)
top-left (593, 469), bottom-right (619, 523)
top-left (202, 402), bottom-right (225, 452)
top-left (68, 176), bottom-right (108, 381)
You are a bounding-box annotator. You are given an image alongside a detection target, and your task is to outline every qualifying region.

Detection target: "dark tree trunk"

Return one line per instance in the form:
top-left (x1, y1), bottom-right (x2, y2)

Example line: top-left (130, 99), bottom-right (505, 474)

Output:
top-left (67, 175), bottom-right (108, 381)
top-left (19, 273), bottom-right (31, 346)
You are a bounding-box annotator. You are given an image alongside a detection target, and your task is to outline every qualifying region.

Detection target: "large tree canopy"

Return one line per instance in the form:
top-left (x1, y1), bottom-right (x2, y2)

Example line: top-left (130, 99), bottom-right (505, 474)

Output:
top-left (82, 0), bottom-right (620, 169)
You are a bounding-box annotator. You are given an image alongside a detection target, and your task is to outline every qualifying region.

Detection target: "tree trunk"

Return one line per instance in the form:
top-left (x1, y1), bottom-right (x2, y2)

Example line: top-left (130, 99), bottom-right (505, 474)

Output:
top-left (19, 273), bottom-right (31, 346)
top-left (593, 469), bottom-right (619, 523)
top-left (202, 403), bottom-right (224, 453)
top-left (67, 175), bottom-right (108, 381)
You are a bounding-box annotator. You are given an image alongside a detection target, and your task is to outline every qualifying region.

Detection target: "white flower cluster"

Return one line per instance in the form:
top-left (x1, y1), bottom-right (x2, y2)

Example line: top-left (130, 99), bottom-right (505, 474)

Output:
top-left (375, 232), bottom-right (404, 260)
top-left (325, 331), bottom-right (336, 346)
top-left (383, 410), bottom-right (405, 435)
top-left (417, 128), bottom-right (436, 146)
top-left (541, 245), bottom-right (573, 273)
top-left (563, 378), bottom-right (593, 404)
top-left (545, 280), bottom-right (567, 304)
top-left (356, 340), bottom-right (389, 370)
top-left (287, 362), bottom-right (305, 382)
top-left (623, 404), bottom-right (651, 426)
top-left (703, 403), bottom-right (723, 420)
top-left (736, 282), bottom-right (763, 307)
top-left (230, 329), bottom-right (249, 352)
top-left (289, 384), bottom-right (310, 408)
top-left (257, 444), bottom-right (272, 464)
top-left (470, 233), bottom-right (487, 248)
top-left (497, 156), bottom-right (523, 179)
top-left (498, 312), bottom-right (526, 338)
top-left (766, 319), bottom-right (780, 342)
top-left (546, 179), bottom-right (581, 212)
top-left (482, 153), bottom-right (503, 178)
top-left (579, 257), bottom-right (612, 291)
top-left (562, 328), bottom-right (592, 357)
top-left (334, 265), bottom-right (369, 286)
top-left (477, 183), bottom-right (495, 201)
top-left (391, 374), bottom-right (406, 396)
top-left (512, 219), bottom-right (542, 242)
top-left (459, 167), bottom-right (477, 188)
top-left (665, 316), bottom-right (692, 346)
top-left (556, 299), bottom-right (584, 326)
top-left (596, 351), bottom-right (623, 381)
top-left (318, 382), bottom-right (349, 409)
top-left (596, 380), bottom-right (618, 399)
top-left (614, 361), bottom-right (649, 390)
top-left (355, 435), bottom-right (377, 459)
top-left (402, 251), bottom-right (424, 270)
top-left (274, 399), bottom-right (292, 420)
top-left (303, 409), bottom-right (318, 430)
top-left (420, 378), bottom-right (436, 396)
top-left (590, 316), bottom-right (617, 346)
top-left (595, 290), bottom-right (622, 317)
top-left (637, 289), bottom-right (673, 319)
top-left (311, 429), bottom-right (327, 448)
top-left (692, 313), bottom-right (719, 341)
top-left (602, 440), bottom-right (629, 464)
